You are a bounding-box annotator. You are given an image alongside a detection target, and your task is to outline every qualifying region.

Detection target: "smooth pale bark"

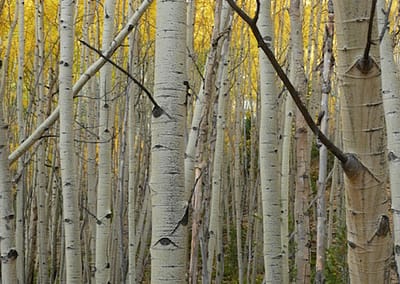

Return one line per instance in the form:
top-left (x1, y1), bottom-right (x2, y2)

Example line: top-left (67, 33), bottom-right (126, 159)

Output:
top-left (59, 0), bottom-right (82, 282)
top-left (0, 5), bottom-right (18, 284)
top-left (95, 0), bottom-right (116, 282)
top-left (290, 0), bottom-right (311, 282)
top-left (377, 0), bottom-right (400, 274)
top-left (257, 0), bottom-right (281, 282)
top-left (127, 4), bottom-right (140, 284)
top-left (15, 0), bottom-right (25, 281)
top-left (206, 4), bottom-right (232, 282)
top-left (8, 0), bottom-right (153, 166)
top-left (150, 0), bottom-right (187, 282)
top-left (35, 0), bottom-right (49, 281)
top-left (333, 1), bottom-right (392, 282)
top-left (280, 70), bottom-right (294, 284)
top-left (315, 2), bottom-right (334, 282)
top-left (234, 75), bottom-right (244, 284)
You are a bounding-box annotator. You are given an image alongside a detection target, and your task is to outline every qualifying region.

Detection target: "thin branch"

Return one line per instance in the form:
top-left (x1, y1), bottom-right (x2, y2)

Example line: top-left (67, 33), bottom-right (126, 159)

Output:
top-left (379, 0), bottom-right (393, 42)
top-left (364, 0), bottom-right (378, 60)
top-left (79, 39), bottom-right (169, 118)
top-left (226, 0), bottom-right (347, 163)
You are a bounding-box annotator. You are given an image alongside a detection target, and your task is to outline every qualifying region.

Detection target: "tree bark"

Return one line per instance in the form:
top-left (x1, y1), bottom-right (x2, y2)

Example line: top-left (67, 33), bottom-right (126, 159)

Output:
top-left (334, 0), bottom-right (392, 282)
top-left (257, 0), bottom-right (282, 282)
top-left (59, 0), bottom-right (82, 282)
top-left (150, 0), bottom-right (187, 282)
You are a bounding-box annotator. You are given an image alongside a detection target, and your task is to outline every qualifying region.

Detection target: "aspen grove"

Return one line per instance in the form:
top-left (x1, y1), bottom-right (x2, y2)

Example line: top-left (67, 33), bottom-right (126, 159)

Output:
top-left (1, 0), bottom-right (400, 283)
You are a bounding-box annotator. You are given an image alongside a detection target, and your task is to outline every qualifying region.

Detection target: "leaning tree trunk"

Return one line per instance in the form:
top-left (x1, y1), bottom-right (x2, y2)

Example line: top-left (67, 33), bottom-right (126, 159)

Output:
top-left (150, 0), bottom-right (187, 282)
top-left (257, 0), bottom-right (282, 282)
top-left (333, 0), bottom-right (392, 283)
top-left (59, 0), bottom-right (82, 282)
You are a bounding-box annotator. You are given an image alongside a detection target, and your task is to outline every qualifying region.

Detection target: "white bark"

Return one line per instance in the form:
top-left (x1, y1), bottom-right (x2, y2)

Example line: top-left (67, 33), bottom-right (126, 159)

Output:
top-left (35, 0), bottom-right (49, 281)
top-left (377, 0), bottom-right (400, 274)
top-left (207, 5), bottom-right (232, 281)
top-left (315, 2), bottom-right (334, 282)
top-left (128, 3), bottom-right (140, 282)
top-left (59, 0), bottom-right (82, 282)
top-left (15, 0), bottom-right (25, 281)
top-left (95, 0), bottom-right (116, 282)
top-left (258, 0), bottom-right (282, 282)
top-left (150, 0), bottom-right (187, 282)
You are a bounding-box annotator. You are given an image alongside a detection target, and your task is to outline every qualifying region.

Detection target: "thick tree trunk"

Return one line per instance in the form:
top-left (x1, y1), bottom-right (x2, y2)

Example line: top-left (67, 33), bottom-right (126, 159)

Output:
top-left (334, 0), bottom-right (392, 282)
top-left (150, 0), bottom-right (187, 282)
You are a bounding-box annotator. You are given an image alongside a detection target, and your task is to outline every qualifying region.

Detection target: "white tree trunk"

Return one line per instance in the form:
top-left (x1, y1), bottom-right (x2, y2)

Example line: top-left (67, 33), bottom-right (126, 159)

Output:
top-left (258, 0), bottom-right (282, 282)
top-left (206, 4), bottom-right (232, 281)
top-left (59, 0), bottom-right (82, 282)
top-left (16, 0), bottom-right (25, 281)
top-left (95, 0), bottom-right (116, 282)
top-left (315, 2), bottom-right (334, 282)
top-left (377, 0), bottom-right (400, 275)
top-left (150, 0), bottom-right (187, 282)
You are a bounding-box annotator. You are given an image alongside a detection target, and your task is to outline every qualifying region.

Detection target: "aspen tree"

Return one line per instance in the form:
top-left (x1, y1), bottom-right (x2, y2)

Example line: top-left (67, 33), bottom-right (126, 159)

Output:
top-left (0, 5), bottom-right (18, 283)
top-left (333, 0), bottom-right (392, 282)
top-left (289, 0), bottom-right (311, 282)
top-left (150, 0), bottom-right (188, 282)
top-left (258, 0), bottom-right (282, 282)
top-left (127, 3), bottom-right (140, 284)
top-left (95, 0), bottom-right (116, 282)
top-left (59, 0), bottom-right (82, 282)
top-left (206, 3), bottom-right (232, 281)
top-left (35, 0), bottom-right (49, 281)
top-left (377, 0), bottom-right (400, 275)
top-left (315, 2), bottom-right (334, 282)
top-left (15, 0), bottom-right (25, 281)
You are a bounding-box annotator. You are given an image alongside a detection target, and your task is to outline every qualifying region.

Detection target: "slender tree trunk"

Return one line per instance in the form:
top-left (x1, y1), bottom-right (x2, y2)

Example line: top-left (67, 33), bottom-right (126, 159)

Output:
top-left (95, 0), bottom-right (116, 282)
top-left (16, 0), bottom-right (25, 281)
top-left (150, 0), bottom-right (187, 282)
top-left (289, 0), bottom-right (311, 282)
top-left (127, 6), bottom-right (140, 284)
top-left (333, 0), bottom-right (392, 282)
top-left (315, 2), bottom-right (334, 282)
top-left (35, 0), bottom-right (49, 281)
top-left (206, 4), bottom-right (232, 281)
top-left (377, 0), bottom-right (400, 276)
top-left (59, 0), bottom-right (82, 282)
top-left (257, 0), bottom-right (282, 282)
